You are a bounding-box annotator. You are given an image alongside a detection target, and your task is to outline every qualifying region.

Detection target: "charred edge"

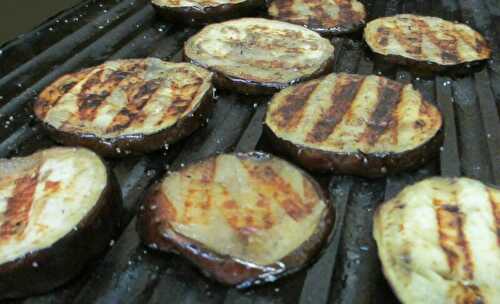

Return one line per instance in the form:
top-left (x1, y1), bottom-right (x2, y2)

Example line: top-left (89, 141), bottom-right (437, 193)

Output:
top-left (307, 75), bottom-right (364, 143)
top-left (243, 161), bottom-right (313, 221)
top-left (361, 79), bottom-right (402, 146)
top-left (487, 189), bottom-right (500, 246)
top-left (433, 198), bottom-right (475, 280)
top-left (273, 81), bottom-right (320, 130)
top-left (0, 173), bottom-right (39, 241)
top-left (106, 79), bottom-right (162, 133)
top-left (414, 19), bottom-right (461, 64)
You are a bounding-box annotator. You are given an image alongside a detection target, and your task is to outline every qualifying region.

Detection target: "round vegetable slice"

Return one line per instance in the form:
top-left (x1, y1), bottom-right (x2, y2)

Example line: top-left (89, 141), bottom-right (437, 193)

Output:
top-left (34, 58), bottom-right (214, 157)
top-left (364, 14), bottom-right (491, 72)
top-left (137, 152), bottom-right (334, 287)
top-left (0, 147), bottom-right (121, 299)
top-left (374, 177), bottom-right (500, 304)
top-left (151, 0), bottom-right (265, 25)
top-left (268, 0), bottom-right (366, 36)
top-left (264, 73), bottom-right (443, 178)
top-left (184, 18), bottom-right (335, 95)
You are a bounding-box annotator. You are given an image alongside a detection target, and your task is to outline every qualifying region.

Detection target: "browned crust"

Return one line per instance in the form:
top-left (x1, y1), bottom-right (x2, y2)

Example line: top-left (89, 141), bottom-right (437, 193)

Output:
top-left (268, 0), bottom-right (366, 36)
top-left (184, 48), bottom-right (335, 96)
top-left (152, 0), bottom-right (266, 25)
top-left (263, 124), bottom-right (443, 178)
top-left (136, 152), bottom-right (335, 287)
top-left (0, 153), bottom-right (122, 299)
top-left (36, 86), bottom-right (215, 157)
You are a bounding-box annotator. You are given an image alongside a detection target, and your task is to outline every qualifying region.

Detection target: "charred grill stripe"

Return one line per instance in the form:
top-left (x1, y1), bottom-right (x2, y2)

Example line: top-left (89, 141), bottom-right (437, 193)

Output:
top-left (272, 0), bottom-right (294, 19)
top-left (335, 0), bottom-right (360, 26)
top-left (306, 75), bottom-right (364, 143)
top-left (180, 158), bottom-right (216, 225)
top-left (242, 162), bottom-right (312, 221)
top-left (487, 189), bottom-right (500, 246)
top-left (76, 69), bottom-right (108, 121)
top-left (272, 81), bottom-right (320, 130)
top-left (384, 21), bottom-right (423, 55)
top-left (0, 173), bottom-right (39, 241)
top-left (106, 79), bottom-right (162, 133)
top-left (159, 78), bottom-right (204, 126)
top-left (414, 19), bottom-right (461, 63)
top-left (360, 79), bottom-right (402, 146)
top-left (433, 198), bottom-right (475, 280)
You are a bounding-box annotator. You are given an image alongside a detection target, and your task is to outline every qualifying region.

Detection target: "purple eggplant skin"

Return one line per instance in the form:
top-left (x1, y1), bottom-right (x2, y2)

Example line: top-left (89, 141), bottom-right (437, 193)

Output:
top-left (371, 53), bottom-right (488, 77)
top-left (0, 162), bottom-right (123, 300)
top-left (184, 53), bottom-right (335, 96)
top-left (136, 153), bottom-right (335, 287)
top-left (263, 125), bottom-right (444, 179)
top-left (152, 0), bottom-right (266, 26)
top-left (36, 88), bottom-right (215, 158)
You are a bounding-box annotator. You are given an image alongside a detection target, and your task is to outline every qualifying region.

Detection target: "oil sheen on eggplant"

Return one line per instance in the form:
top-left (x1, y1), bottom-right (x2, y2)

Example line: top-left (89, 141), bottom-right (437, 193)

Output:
top-left (374, 177), bottom-right (500, 304)
top-left (184, 18), bottom-right (335, 95)
top-left (268, 0), bottom-right (366, 36)
top-left (151, 0), bottom-right (266, 25)
top-left (137, 152), bottom-right (334, 287)
top-left (264, 73), bottom-right (443, 177)
top-left (364, 14), bottom-right (491, 72)
top-left (0, 147), bottom-right (121, 299)
top-left (33, 58), bottom-right (214, 157)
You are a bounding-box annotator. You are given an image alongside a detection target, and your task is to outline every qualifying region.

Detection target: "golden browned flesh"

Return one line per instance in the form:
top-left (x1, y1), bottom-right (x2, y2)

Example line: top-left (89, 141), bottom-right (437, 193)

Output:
top-left (364, 14), bottom-right (491, 67)
top-left (374, 177), bottom-right (500, 304)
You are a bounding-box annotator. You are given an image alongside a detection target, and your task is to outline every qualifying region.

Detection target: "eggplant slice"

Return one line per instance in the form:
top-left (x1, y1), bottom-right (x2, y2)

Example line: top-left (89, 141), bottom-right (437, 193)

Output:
top-left (184, 18), bottom-right (335, 95)
top-left (34, 58), bottom-right (214, 157)
top-left (137, 152), bottom-right (334, 287)
top-left (268, 0), bottom-right (366, 36)
top-left (151, 0), bottom-right (265, 25)
top-left (364, 14), bottom-right (491, 72)
top-left (264, 73), bottom-right (443, 178)
top-left (374, 177), bottom-right (500, 304)
top-left (0, 147), bottom-right (121, 299)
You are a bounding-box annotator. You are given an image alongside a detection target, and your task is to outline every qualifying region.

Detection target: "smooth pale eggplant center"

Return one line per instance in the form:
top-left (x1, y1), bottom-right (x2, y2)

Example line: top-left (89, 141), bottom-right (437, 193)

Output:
top-left (0, 148), bottom-right (107, 264)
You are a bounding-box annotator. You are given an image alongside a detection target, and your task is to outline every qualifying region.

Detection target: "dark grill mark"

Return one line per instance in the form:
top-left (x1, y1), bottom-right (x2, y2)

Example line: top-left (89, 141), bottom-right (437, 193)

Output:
top-left (414, 19), bottom-right (460, 63)
top-left (307, 75), bottom-right (364, 143)
top-left (487, 189), bottom-right (500, 246)
top-left (78, 92), bottom-right (110, 121)
top-left (273, 81), bottom-right (320, 130)
top-left (361, 79), bottom-right (402, 146)
top-left (0, 174), bottom-right (39, 241)
top-left (433, 199), bottom-right (475, 280)
top-left (107, 79), bottom-right (162, 133)
top-left (273, 0), bottom-right (294, 19)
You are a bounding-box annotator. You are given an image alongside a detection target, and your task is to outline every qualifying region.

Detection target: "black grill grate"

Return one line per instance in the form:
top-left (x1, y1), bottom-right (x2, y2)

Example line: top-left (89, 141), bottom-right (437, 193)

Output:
top-left (0, 0), bottom-right (499, 303)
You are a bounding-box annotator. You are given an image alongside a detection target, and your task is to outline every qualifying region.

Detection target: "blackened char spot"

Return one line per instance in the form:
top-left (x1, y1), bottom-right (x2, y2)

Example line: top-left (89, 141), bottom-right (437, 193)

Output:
top-left (307, 75), bottom-right (364, 143)
top-left (273, 81), bottom-right (320, 130)
top-left (362, 79), bottom-right (402, 146)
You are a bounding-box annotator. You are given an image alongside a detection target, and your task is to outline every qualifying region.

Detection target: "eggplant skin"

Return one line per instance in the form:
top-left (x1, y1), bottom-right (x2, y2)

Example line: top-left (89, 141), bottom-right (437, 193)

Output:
top-left (152, 0), bottom-right (266, 25)
top-left (268, 0), bottom-right (366, 36)
top-left (364, 14), bottom-right (491, 73)
top-left (137, 152), bottom-right (334, 287)
top-left (264, 73), bottom-right (443, 178)
top-left (38, 90), bottom-right (214, 158)
top-left (184, 18), bottom-right (335, 95)
top-left (34, 59), bottom-right (215, 157)
top-left (264, 125), bottom-right (443, 178)
top-left (0, 150), bottom-right (122, 299)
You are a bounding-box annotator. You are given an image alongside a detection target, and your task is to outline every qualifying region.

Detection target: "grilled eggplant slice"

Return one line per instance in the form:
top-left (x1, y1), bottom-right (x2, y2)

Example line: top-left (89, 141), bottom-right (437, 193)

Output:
top-left (374, 177), bottom-right (500, 304)
top-left (184, 18), bottom-right (335, 95)
top-left (268, 0), bottom-right (366, 36)
top-left (151, 0), bottom-right (265, 25)
top-left (264, 73), bottom-right (443, 178)
top-left (364, 14), bottom-right (491, 73)
top-left (137, 152), bottom-right (333, 287)
top-left (34, 58), bottom-right (214, 157)
top-left (0, 147), bottom-right (121, 299)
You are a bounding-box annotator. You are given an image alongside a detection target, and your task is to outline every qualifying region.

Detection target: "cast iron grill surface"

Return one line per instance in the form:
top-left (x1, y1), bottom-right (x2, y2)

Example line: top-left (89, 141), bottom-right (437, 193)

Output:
top-left (0, 0), bottom-right (499, 303)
